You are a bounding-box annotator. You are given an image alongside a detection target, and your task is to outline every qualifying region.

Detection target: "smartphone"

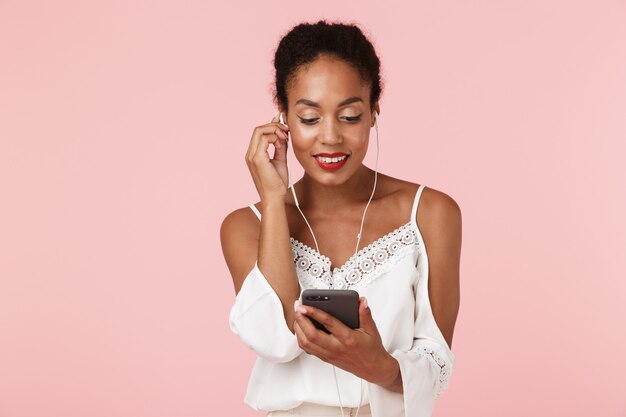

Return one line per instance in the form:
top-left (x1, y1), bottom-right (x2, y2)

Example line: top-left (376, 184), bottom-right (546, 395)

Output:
top-left (301, 289), bottom-right (360, 334)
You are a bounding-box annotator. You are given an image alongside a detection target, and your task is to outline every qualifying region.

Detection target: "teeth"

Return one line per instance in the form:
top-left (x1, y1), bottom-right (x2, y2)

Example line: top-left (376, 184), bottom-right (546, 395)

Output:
top-left (316, 155), bottom-right (347, 163)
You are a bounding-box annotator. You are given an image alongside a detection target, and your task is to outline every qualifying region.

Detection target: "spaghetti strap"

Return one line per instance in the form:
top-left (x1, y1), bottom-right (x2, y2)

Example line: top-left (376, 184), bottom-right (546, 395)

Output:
top-left (410, 184), bottom-right (427, 226)
top-left (248, 204), bottom-right (262, 221)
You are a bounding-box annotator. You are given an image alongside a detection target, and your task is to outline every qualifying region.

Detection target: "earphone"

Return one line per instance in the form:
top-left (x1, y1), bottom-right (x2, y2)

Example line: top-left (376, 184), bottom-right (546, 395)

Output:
top-left (278, 110), bottom-right (380, 417)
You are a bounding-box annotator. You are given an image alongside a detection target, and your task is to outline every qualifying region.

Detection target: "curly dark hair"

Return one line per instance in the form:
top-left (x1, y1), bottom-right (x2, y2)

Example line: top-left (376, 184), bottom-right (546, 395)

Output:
top-left (271, 19), bottom-right (384, 113)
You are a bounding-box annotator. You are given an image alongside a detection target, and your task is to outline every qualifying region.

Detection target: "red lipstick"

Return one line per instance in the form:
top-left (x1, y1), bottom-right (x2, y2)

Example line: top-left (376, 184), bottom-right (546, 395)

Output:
top-left (314, 152), bottom-right (349, 157)
top-left (313, 152), bottom-right (350, 171)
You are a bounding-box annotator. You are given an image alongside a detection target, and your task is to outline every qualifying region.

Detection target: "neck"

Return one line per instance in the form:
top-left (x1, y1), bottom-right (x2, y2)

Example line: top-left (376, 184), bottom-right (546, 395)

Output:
top-left (289, 164), bottom-right (378, 213)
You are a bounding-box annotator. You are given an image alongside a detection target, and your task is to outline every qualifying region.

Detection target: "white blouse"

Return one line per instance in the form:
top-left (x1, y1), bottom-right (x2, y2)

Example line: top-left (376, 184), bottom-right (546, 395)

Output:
top-left (228, 184), bottom-right (456, 417)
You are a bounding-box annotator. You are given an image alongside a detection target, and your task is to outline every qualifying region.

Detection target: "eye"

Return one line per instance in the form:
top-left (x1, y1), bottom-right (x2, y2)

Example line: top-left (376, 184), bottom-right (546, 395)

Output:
top-left (298, 114), bottom-right (363, 125)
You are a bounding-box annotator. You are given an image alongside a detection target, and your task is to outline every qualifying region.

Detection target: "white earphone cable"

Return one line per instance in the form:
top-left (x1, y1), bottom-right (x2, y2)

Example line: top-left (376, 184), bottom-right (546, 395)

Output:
top-left (281, 111), bottom-right (379, 417)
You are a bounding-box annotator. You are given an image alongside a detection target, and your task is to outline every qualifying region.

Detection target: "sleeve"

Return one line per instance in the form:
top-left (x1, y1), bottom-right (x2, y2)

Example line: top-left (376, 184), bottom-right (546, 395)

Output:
top-left (388, 338), bottom-right (455, 416)
top-left (367, 341), bottom-right (455, 417)
top-left (228, 261), bottom-right (305, 363)
top-left (367, 273), bottom-right (456, 417)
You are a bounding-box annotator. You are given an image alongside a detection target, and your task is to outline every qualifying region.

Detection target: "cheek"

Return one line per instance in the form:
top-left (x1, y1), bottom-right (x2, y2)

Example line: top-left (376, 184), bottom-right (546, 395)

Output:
top-left (290, 127), bottom-right (317, 144)
top-left (288, 140), bottom-right (312, 166)
top-left (350, 136), bottom-right (370, 154)
top-left (288, 133), bottom-right (316, 155)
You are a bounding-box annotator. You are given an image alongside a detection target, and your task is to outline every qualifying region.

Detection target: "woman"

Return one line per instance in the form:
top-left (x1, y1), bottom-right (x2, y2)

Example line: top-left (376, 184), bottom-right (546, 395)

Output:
top-left (221, 19), bottom-right (461, 417)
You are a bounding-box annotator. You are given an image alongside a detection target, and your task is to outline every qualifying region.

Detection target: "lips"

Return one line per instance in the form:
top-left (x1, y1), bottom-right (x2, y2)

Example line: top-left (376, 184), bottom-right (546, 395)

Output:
top-left (313, 152), bottom-right (349, 157)
top-left (314, 153), bottom-right (350, 171)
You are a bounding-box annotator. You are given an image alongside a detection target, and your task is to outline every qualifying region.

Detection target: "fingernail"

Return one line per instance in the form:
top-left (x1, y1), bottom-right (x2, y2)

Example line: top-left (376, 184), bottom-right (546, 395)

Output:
top-left (362, 297), bottom-right (368, 309)
top-left (294, 300), bottom-right (307, 314)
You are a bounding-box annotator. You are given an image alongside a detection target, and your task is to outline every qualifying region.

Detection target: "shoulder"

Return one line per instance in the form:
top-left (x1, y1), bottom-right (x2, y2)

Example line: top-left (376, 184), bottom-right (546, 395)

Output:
top-left (382, 176), bottom-right (462, 224)
top-left (412, 184), bottom-right (462, 250)
top-left (220, 205), bottom-right (263, 294)
top-left (390, 179), bottom-right (462, 252)
top-left (419, 185), bottom-right (462, 227)
top-left (220, 206), bottom-right (261, 249)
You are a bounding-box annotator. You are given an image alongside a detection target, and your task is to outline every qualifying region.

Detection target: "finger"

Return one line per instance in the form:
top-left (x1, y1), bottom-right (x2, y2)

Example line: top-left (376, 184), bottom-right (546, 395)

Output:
top-left (293, 319), bottom-right (306, 350)
top-left (295, 309), bottom-right (323, 337)
top-left (358, 296), bottom-right (376, 334)
top-left (247, 125), bottom-right (288, 166)
top-left (252, 123), bottom-right (289, 162)
top-left (295, 310), bottom-right (337, 349)
top-left (294, 315), bottom-right (329, 359)
top-left (245, 122), bottom-right (289, 164)
top-left (252, 130), bottom-right (287, 167)
top-left (272, 112), bottom-right (290, 133)
top-left (272, 129), bottom-right (288, 163)
top-left (299, 305), bottom-right (352, 342)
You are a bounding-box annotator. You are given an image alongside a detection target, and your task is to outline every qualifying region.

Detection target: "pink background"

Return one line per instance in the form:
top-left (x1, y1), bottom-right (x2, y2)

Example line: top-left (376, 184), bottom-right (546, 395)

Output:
top-left (1, 1), bottom-right (625, 416)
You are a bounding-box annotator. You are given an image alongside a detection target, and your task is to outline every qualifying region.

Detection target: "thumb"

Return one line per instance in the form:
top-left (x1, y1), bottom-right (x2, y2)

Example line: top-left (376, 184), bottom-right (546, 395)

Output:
top-left (358, 296), bottom-right (375, 332)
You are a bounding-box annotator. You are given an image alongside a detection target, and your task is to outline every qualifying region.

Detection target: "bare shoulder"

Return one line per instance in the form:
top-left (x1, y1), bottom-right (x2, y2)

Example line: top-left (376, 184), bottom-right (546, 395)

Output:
top-left (378, 176), bottom-right (461, 220)
top-left (220, 205), bottom-right (262, 294)
top-left (413, 183), bottom-right (462, 261)
top-left (220, 205), bottom-right (261, 241)
top-left (419, 185), bottom-right (462, 226)
top-left (358, 173), bottom-right (462, 227)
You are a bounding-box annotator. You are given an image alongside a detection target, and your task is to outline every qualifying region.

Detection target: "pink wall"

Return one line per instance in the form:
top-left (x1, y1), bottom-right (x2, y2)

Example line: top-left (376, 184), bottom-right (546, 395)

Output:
top-left (1, 1), bottom-right (625, 416)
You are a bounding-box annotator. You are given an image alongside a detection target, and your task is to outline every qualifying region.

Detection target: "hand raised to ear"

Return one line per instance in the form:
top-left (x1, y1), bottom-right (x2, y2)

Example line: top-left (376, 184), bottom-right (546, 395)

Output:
top-left (245, 112), bottom-right (290, 201)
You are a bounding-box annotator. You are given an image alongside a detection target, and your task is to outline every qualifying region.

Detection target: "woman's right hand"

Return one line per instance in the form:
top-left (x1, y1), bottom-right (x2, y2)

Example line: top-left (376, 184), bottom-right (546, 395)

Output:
top-left (245, 112), bottom-right (291, 202)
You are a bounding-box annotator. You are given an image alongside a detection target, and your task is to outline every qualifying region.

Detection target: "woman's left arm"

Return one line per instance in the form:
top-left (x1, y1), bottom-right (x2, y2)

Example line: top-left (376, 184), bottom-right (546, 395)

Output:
top-left (378, 190), bottom-right (462, 393)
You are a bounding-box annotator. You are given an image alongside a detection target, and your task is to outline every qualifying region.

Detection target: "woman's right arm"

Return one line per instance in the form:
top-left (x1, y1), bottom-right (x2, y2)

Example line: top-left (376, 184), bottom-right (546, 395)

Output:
top-left (221, 112), bottom-right (303, 363)
top-left (256, 196), bottom-right (301, 333)
top-left (221, 196), bottom-right (301, 335)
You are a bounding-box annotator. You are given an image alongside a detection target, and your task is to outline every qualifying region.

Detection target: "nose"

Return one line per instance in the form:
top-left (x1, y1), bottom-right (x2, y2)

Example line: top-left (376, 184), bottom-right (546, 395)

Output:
top-left (319, 117), bottom-right (343, 145)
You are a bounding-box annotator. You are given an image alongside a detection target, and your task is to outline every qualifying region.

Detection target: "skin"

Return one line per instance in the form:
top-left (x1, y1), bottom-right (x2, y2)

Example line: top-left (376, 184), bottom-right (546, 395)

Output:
top-left (222, 54), bottom-right (462, 394)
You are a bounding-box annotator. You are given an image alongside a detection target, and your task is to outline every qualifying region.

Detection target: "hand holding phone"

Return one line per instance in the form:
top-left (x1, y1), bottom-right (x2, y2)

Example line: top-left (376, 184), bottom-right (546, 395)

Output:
top-left (301, 289), bottom-right (360, 334)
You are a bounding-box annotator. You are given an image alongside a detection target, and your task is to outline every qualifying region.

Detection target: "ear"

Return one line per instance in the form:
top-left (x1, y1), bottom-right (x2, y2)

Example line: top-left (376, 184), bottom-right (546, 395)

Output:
top-left (278, 108), bottom-right (289, 126)
top-left (371, 103), bottom-right (380, 128)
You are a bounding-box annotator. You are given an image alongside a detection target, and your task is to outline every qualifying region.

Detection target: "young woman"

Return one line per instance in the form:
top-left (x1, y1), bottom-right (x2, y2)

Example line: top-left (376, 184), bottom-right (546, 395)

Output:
top-left (221, 20), bottom-right (461, 417)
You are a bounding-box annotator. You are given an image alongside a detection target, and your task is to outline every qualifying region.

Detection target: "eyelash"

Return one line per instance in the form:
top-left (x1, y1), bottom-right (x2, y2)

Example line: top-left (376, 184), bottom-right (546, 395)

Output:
top-left (299, 115), bottom-right (362, 125)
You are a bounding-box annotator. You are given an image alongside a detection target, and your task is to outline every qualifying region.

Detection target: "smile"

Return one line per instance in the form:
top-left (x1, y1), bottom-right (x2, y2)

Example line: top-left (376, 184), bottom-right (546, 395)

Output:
top-left (316, 155), bottom-right (348, 163)
top-left (314, 154), bottom-right (349, 171)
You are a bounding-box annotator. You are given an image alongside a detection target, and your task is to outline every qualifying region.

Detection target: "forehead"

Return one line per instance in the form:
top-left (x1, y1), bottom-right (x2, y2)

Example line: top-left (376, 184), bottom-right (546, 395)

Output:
top-left (288, 55), bottom-right (370, 107)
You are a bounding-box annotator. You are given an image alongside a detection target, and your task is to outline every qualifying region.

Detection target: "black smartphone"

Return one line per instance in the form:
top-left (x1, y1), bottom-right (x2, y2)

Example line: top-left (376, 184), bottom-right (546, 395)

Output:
top-left (301, 289), bottom-right (360, 334)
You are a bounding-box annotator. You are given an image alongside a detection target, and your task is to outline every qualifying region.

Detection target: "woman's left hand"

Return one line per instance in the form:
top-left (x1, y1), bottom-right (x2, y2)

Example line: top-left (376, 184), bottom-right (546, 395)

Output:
top-left (293, 297), bottom-right (398, 386)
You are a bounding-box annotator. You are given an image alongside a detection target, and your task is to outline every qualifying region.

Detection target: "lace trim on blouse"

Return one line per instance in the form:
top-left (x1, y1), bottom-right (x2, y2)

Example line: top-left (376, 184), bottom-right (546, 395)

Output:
top-left (290, 221), bottom-right (419, 290)
top-left (416, 345), bottom-right (451, 396)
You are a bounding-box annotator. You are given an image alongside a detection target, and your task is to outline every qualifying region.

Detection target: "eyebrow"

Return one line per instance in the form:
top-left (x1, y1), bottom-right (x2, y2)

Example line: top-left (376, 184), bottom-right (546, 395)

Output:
top-left (295, 96), bottom-right (363, 108)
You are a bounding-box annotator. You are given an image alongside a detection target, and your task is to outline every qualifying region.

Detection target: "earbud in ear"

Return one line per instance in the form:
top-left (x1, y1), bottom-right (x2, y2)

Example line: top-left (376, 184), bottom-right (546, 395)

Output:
top-left (279, 112), bottom-right (290, 143)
